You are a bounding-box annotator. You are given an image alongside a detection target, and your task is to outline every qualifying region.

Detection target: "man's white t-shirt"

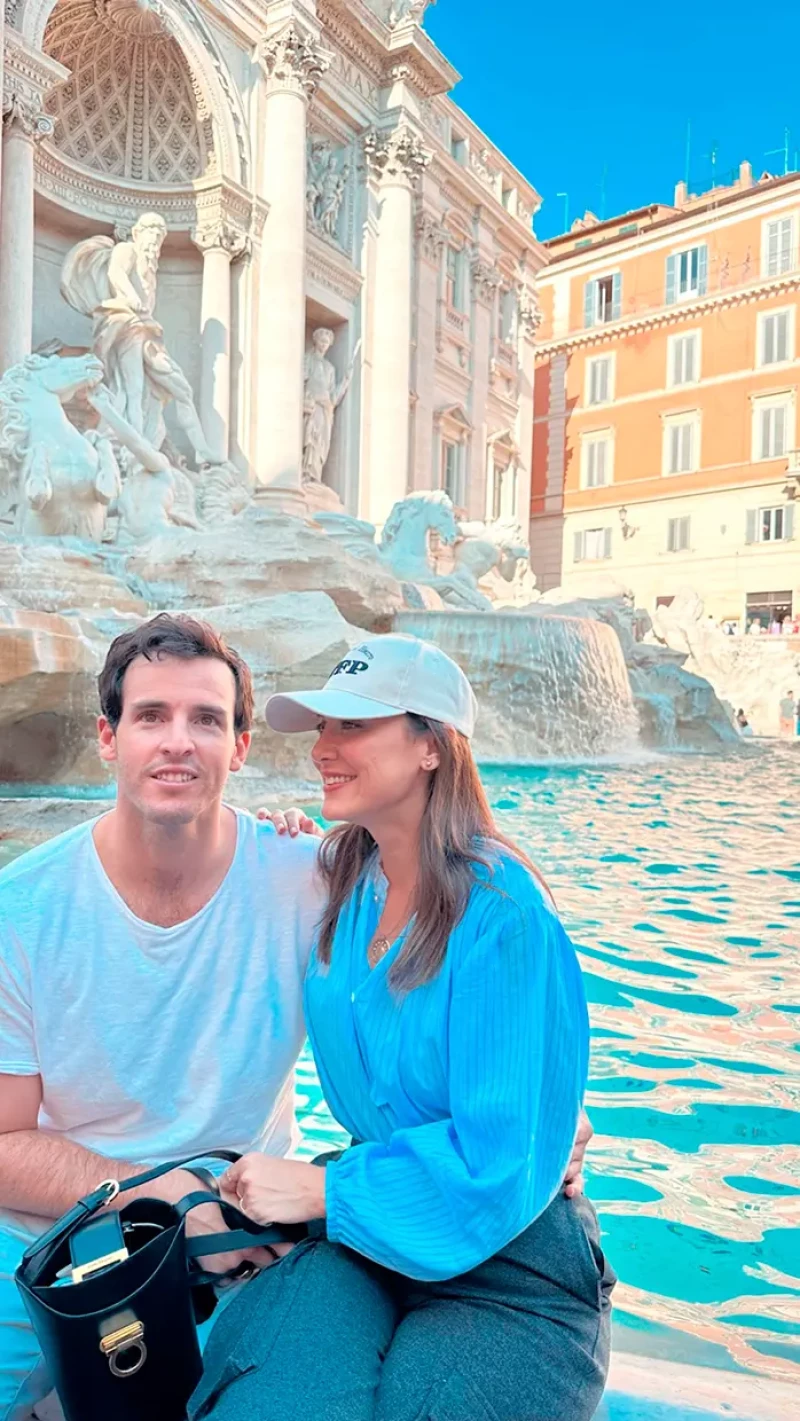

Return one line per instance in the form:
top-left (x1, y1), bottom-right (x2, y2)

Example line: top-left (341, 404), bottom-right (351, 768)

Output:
top-left (0, 810), bottom-right (324, 1239)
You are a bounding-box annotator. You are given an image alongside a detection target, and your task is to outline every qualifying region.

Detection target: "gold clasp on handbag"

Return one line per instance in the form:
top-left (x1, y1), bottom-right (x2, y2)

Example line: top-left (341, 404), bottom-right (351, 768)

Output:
top-left (99, 1320), bottom-right (147, 1378)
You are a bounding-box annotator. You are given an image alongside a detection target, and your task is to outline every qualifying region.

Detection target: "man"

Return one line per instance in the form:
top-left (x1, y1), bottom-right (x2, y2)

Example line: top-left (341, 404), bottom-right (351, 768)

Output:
top-left (779, 689), bottom-right (796, 738)
top-left (0, 613), bottom-right (591, 1419)
top-left (0, 613), bottom-right (322, 1419)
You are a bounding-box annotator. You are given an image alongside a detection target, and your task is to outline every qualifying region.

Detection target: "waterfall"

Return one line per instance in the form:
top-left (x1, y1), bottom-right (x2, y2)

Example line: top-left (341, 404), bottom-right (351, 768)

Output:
top-left (394, 610), bottom-right (641, 761)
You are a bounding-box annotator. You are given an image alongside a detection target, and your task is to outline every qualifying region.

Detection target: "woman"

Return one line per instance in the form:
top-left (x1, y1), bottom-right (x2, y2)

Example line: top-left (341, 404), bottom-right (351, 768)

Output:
top-left (191, 634), bottom-right (614, 1421)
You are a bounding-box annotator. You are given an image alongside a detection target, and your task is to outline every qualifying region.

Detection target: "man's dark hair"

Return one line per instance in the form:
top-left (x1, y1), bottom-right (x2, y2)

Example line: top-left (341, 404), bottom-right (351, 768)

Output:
top-left (98, 613), bottom-right (254, 734)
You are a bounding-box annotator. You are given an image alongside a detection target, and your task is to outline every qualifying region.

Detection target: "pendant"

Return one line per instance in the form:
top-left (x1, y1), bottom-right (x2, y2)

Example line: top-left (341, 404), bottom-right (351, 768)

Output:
top-left (368, 936), bottom-right (391, 969)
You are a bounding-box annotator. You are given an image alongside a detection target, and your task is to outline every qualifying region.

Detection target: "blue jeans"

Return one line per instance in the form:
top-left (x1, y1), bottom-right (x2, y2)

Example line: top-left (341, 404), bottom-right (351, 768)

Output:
top-left (190, 1191), bottom-right (616, 1421)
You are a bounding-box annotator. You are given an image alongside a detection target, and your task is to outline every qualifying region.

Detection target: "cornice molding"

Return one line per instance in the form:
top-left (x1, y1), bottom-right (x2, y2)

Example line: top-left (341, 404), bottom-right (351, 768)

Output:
top-left (535, 272), bottom-right (800, 356)
top-left (306, 229), bottom-right (363, 303)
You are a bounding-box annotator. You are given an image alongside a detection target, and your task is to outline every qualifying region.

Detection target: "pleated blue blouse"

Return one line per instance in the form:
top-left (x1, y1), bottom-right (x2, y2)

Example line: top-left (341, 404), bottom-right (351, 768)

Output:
top-left (304, 845), bottom-right (589, 1282)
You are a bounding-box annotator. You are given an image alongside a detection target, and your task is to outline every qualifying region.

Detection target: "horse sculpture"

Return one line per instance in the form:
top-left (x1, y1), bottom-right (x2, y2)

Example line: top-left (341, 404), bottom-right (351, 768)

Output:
top-left (0, 353), bottom-right (121, 541)
top-left (315, 490), bottom-right (500, 611)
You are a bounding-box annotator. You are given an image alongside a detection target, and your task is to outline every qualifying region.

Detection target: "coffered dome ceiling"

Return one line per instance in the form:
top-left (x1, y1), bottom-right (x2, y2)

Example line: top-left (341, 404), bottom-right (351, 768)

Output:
top-left (43, 0), bottom-right (211, 185)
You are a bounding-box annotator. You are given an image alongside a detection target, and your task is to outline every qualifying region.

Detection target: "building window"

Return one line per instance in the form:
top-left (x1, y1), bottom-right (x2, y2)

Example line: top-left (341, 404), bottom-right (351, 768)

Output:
top-left (574, 527), bottom-right (612, 562)
top-left (668, 331), bottom-right (700, 386)
top-left (666, 245), bottom-right (708, 304)
top-left (763, 215), bottom-right (795, 277)
top-left (758, 309), bottom-right (793, 366)
top-left (619, 223), bottom-right (639, 235)
top-left (745, 505), bottom-right (795, 544)
top-left (586, 354), bottom-right (613, 405)
top-left (667, 516), bottom-right (690, 552)
top-left (501, 186), bottom-right (513, 211)
top-left (445, 247), bottom-right (466, 311)
top-left (753, 394), bottom-right (793, 460)
top-left (490, 462), bottom-right (517, 521)
top-left (746, 590), bottom-right (793, 629)
top-left (584, 273), bottom-right (621, 327)
top-left (440, 441), bottom-right (459, 502)
top-left (581, 432), bottom-right (613, 488)
top-left (663, 412), bottom-right (700, 474)
top-left (497, 289), bottom-right (515, 344)
top-left (450, 134), bottom-right (467, 165)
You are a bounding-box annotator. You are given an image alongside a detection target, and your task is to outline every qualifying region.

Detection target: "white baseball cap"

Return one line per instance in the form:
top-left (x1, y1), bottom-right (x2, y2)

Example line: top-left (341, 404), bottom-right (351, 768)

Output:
top-left (265, 634), bottom-right (478, 738)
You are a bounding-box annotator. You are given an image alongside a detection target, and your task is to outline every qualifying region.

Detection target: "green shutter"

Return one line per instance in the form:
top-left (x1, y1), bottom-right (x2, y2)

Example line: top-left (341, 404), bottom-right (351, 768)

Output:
top-left (666, 254), bottom-right (677, 305)
top-left (584, 281), bottom-right (595, 329)
top-left (745, 509), bottom-right (758, 544)
top-left (611, 272), bottom-right (622, 320)
top-left (603, 527), bottom-right (612, 559)
top-left (573, 531), bottom-right (584, 562)
top-left (785, 504), bottom-right (795, 540)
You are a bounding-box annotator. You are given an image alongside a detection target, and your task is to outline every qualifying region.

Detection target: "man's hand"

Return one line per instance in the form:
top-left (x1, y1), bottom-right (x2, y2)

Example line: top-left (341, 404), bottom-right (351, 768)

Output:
top-left (257, 807), bottom-right (323, 838)
top-left (183, 1197), bottom-right (280, 1276)
top-left (564, 1111), bottom-right (593, 1198)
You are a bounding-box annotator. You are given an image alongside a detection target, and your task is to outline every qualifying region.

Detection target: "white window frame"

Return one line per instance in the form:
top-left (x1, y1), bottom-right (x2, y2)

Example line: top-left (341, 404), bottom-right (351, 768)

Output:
top-left (667, 515), bottom-right (691, 553)
top-left (440, 440), bottom-right (459, 502)
top-left (574, 527), bottom-right (613, 563)
top-left (667, 329), bottom-right (701, 388)
top-left (752, 391), bottom-right (795, 462)
top-left (585, 353), bottom-right (615, 406)
top-left (445, 246), bottom-right (466, 312)
top-left (761, 213), bottom-right (796, 278)
top-left (757, 307), bottom-right (795, 368)
top-left (675, 245), bottom-right (703, 301)
top-left (580, 429), bottom-right (614, 489)
top-left (758, 505), bottom-right (789, 542)
top-left (662, 410), bottom-right (701, 476)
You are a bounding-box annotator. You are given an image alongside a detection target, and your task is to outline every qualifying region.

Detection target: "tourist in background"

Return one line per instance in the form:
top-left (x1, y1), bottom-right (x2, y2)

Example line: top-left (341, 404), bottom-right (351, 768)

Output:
top-left (735, 708), bottom-right (753, 736)
top-left (779, 690), bottom-right (796, 737)
top-left (191, 635), bottom-right (613, 1421)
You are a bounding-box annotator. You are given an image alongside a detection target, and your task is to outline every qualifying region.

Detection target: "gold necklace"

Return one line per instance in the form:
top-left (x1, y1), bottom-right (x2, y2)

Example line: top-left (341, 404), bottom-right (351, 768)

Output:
top-left (368, 914), bottom-right (409, 969)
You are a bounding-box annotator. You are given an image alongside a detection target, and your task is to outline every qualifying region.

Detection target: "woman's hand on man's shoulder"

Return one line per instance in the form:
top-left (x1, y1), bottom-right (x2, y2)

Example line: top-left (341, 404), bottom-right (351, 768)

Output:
top-left (257, 807), bottom-right (324, 839)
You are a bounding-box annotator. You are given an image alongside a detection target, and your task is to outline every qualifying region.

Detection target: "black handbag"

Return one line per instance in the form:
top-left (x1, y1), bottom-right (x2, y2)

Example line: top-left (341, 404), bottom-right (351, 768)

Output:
top-left (15, 1149), bottom-right (304, 1421)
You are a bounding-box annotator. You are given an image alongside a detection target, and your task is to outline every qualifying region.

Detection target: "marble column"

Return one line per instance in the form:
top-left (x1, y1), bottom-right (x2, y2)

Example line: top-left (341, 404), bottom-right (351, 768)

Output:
top-left (470, 252), bottom-right (502, 520)
top-left (191, 221), bottom-right (248, 463)
top-left (0, 94), bottom-right (52, 374)
top-left (411, 209), bottom-right (448, 490)
top-left (255, 23), bottom-right (328, 505)
top-left (364, 125), bottom-right (431, 527)
top-left (515, 287), bottom-right (543, 530)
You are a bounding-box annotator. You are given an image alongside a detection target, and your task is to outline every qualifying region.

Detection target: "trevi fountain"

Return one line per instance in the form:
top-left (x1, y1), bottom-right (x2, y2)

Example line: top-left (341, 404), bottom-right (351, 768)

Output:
top-left (1, 3), bottom-right (798, 1419)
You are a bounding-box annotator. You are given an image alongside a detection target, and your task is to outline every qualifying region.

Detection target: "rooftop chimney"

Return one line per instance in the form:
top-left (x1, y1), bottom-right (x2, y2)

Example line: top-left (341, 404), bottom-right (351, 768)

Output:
top-left (739, 160), bottom-right (753, 189)
top-left (674, 180), bottom-right (688, 207)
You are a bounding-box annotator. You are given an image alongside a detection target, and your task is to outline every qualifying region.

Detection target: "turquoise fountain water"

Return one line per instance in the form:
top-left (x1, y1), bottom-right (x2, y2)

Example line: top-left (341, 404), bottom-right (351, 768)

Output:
top-left (295, 745), bottom-right (800, 1393)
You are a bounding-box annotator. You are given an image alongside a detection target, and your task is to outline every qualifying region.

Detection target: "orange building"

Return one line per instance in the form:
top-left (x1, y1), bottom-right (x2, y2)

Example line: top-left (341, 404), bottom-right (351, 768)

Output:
top-left (532, 163), bottom-right (800, 627)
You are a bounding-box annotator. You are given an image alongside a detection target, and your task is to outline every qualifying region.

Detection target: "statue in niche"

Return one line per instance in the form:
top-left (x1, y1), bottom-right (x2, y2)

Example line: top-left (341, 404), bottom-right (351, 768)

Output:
top-left (302, 328), bottom-right (361, 491)
top-left (306, 140), bottom-right (349, 244)
top-left (60, 213), bottom-right (215, 466)
top-left (0, 353), bottom-right (121, 541)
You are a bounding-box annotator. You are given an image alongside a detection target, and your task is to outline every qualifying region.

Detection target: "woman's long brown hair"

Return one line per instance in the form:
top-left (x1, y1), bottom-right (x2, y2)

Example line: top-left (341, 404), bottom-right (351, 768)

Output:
top-left (316, 715), bottom-right (548, 992)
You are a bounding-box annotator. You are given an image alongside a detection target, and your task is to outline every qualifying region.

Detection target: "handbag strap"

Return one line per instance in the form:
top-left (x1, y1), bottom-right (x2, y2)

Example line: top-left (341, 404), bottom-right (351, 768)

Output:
top-left (176, 1190), bottom-right (307, 1259)
top-left (21, 1150), bottom-right (243, 1265)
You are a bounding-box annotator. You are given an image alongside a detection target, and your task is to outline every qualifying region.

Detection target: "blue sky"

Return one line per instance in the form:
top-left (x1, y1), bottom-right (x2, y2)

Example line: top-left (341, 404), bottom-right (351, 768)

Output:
top-left (426, 0), bottom-right (800, 239)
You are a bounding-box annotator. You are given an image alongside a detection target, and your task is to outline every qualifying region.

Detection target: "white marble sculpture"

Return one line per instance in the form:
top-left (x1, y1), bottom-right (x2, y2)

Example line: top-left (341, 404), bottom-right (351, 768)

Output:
top-left (60, 213), bottom-right (214, 466)
top-left (316, 490), bottom-right (494, 611)
top-left (0, 353), bottom-right (121, 541)
top-left (388, 0), bottom-right (435, 27)
top-left (456, 517), bottom-right (539, 607)
top-left (306, 140), bottom-right (350, 243)
top-left (302, 329), bottom-right (362, 490)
